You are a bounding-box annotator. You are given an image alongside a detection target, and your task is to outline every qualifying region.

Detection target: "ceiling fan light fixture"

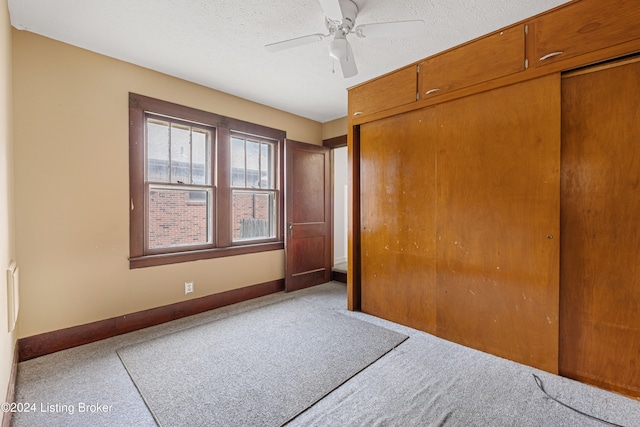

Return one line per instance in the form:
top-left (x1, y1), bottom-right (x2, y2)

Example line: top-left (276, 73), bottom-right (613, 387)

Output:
top-left (329, 35), bottom-right (349, 60)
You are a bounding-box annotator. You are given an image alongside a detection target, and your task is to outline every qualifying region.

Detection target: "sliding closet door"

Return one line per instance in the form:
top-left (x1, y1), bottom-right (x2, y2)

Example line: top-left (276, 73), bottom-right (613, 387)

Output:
top-left (360, 108), bottom-right (438, 333)
top-left (436, 74), bottom-right (561, 373)
top-left (560, 58), bottom-right (640, 396)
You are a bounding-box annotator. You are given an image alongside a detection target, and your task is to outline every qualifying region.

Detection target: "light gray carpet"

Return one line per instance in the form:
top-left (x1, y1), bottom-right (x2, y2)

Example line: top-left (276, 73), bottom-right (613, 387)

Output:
top-left (286, 307), bottom-right (640, 427)
top-left (116, 297), bottom-right (408, 427)
top-left (11, 283), bottom-right (640, 427)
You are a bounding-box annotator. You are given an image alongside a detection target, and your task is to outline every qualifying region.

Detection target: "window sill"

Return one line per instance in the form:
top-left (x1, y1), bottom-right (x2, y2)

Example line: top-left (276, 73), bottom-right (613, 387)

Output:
top-left (129, 242), bottom-right (284, 269)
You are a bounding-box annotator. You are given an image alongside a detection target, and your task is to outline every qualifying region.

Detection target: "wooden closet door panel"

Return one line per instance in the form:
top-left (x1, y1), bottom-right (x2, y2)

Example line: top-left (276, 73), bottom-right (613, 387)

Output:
top-left (560, 58), bottom-right (640, 397)
top-left (360, 109), bottom-right (437, 333)
top-left (436, 75), bottom-right (561, 373)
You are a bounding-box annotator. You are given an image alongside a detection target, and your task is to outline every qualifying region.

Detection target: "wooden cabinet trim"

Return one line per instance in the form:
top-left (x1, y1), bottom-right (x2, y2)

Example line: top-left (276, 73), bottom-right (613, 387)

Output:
top-left (346, 126), bottom-right (361, 311)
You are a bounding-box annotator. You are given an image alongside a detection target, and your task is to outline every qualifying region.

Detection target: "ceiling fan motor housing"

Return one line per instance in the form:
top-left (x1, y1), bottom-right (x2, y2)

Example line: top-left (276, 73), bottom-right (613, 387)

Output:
top-left (326, 0), bottom-right (358, 33)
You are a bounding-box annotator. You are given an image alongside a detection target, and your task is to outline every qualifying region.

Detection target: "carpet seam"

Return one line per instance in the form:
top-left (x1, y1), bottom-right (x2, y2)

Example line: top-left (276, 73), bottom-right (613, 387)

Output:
top-left (116, 349), bottom-right (163, 427)
top-left (281, 334), bottom-right (411, 426)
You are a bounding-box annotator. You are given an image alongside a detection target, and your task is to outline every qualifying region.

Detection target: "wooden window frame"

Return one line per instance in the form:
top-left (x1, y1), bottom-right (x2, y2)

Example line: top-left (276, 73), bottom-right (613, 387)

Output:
top-left (129, 93), bottom-right (285, 269)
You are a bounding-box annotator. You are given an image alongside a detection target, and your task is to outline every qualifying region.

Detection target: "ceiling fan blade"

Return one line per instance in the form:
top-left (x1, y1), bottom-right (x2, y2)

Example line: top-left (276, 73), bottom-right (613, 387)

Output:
top-left (355, 20), bottom-right (425, 38)
top-left (339, 41), bottom-right (358, 78)
top-left (318, 0), bottom-right (344, 22)
top-left (265, 34), bottom-right (325, 53)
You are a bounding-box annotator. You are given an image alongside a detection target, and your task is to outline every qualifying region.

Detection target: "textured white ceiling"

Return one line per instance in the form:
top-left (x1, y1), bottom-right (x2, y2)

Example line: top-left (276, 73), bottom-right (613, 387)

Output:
top-left (8, 0), bottom-right (569, 123)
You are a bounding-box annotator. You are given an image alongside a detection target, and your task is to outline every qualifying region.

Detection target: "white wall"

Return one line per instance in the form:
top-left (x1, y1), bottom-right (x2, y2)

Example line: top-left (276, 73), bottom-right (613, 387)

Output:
top-left (333, 146), bottom-right (347, 265)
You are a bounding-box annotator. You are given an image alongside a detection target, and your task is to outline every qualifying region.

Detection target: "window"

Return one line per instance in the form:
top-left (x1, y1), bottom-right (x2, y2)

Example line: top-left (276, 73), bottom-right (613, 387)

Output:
top-left (146, 116), bottom-right (213, 250)
top-left (129, 94), bottom-right (284, 268)
top-left (231, 134), bottom-right (276, 242)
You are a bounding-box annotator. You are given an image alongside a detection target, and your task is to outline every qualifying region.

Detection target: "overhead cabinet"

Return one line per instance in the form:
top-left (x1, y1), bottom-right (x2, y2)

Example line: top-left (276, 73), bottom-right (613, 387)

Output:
top-left (419, 25), bottom-right (526, 99)
top-left (348, 65), bottom-right (417, 117)
top-left (532, 0), bottom-right (640, 67)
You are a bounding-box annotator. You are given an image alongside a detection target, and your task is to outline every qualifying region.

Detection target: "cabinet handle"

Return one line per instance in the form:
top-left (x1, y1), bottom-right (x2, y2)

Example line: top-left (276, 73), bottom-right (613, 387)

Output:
top-left (539, 51), bottom-right (564, 61)
top-left (353, 111), bottom-right (363, 116)
top-left (425, 88), bottom-right (440, 95)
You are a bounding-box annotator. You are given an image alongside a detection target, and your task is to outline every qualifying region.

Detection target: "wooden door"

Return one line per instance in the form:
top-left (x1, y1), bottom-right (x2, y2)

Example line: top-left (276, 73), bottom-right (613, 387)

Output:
top-left (435, 74), bottom-right (561, 373)
top-left (285, 140), bottom-right (332, 292)
top-left (560, 57), bottom-right (640, 397)
top-left (360, 109), bottom-right (438, 333)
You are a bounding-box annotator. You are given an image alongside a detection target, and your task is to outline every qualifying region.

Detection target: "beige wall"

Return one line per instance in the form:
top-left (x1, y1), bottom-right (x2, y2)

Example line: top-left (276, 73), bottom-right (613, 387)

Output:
top-left (12, 30), bottom-right (324, 338)
top-left (1, 0), bottom-right (17, 400)
top-left (322, 116), bottom-right (348, 140)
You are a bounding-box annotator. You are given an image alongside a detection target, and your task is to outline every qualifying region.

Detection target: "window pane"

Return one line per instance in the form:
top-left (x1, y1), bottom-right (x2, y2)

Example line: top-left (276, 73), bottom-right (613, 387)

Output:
top-left (261, 143), bottom-right (274, 189)
top-left (171, 124), bottom-right (191, 184)
top-left (192, 129), bottom-right (209, 185)
top-left (246, 140), bottom-right (260, 189)
top-left (148, 187), bottom-right (210, 249)
top-left (231, 137), bottom-right (245, 187)
top-left (147, 119), bottom-right (170, 182)
top-left (232, 191), bottom-right (275, 241)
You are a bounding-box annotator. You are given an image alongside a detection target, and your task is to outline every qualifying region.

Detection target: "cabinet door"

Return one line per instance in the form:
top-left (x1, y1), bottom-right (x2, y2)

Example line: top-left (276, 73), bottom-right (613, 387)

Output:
top-left (435, 74), bottom-right (561, 373)
top-left (533, 0), bottom-right (640, 67)
top-left (360, 108), bottom-right (437, 333)
top-left (560, 58), bottom-right (640, 398)
top-left (419, 25), bottom-right (525, 99)
top-left (348, 65), bottom-right (416, 117)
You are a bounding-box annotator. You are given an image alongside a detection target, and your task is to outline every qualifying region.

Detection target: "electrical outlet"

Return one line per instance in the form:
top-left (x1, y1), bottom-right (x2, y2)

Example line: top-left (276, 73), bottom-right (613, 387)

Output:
top-left (184, 281), bottom-right (194, 295)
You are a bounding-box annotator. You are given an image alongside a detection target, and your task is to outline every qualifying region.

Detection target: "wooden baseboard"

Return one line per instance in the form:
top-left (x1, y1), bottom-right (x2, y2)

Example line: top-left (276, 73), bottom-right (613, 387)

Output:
top-left (2, 345), bottom-right (19, 427)
top-left (331, 270), bottom-right (347, 283)
top-left (561, 370), bottom-right (640, 400)
top-left (18, 279), bottom-right (284, 362)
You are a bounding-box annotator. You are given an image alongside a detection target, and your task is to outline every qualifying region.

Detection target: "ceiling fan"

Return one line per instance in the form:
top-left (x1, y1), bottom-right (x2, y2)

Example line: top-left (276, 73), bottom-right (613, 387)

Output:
top-left (264, 0), bottom-right (425, 78)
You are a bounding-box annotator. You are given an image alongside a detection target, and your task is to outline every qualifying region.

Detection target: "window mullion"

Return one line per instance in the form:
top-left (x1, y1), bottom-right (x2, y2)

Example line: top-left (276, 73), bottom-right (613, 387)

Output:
top-left (258, 142), bottom-right (263, 189)
top-left (189, 127), bottom-right (193, 185)
top-left (243, 138), bottom-right (248, 188)
top-left (217, 127), bottom-right (232, 247)
top-left (168, 123), bottom-right (173, 183)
